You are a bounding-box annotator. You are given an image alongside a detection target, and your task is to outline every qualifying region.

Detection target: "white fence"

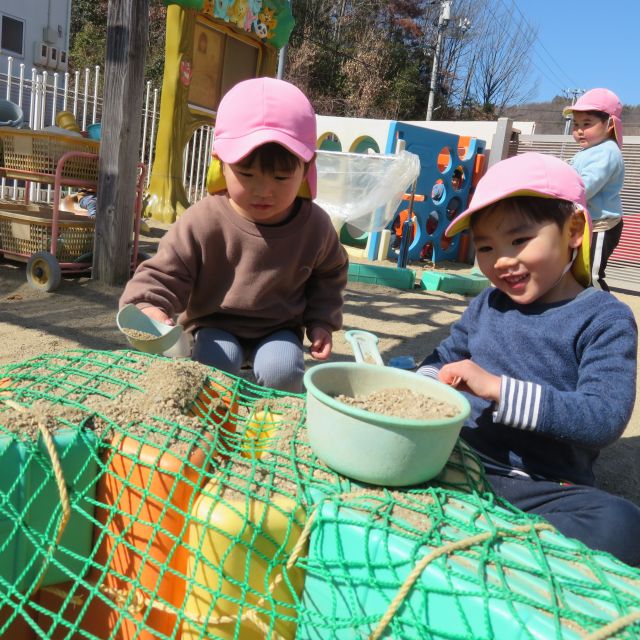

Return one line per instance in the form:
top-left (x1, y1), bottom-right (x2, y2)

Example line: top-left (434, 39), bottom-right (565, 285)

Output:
top-left (0, 57), bottom-right (212, 205)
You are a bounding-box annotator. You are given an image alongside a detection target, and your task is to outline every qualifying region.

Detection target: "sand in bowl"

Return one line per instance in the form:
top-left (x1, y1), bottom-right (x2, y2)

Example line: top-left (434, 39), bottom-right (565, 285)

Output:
top-left (335, 387), bottom-right (458, 420)
top-left (120, 328), bottom-right (158, 342)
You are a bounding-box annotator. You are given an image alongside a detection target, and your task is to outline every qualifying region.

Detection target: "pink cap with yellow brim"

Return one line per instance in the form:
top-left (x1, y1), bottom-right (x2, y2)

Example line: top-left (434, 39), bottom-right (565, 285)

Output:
top-left (562, 88), bottom-right (623, 148)
top-left (445, 153), bottom-right (592, 287)
top-left (211, 77), bottom-right (317, 198)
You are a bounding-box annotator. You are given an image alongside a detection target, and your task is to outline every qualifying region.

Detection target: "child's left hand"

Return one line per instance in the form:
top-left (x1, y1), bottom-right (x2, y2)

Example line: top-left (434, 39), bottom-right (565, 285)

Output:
top-left (438, 359), bottom-right (501, 403)
top-left (308, 327), bottom-right (332, 360)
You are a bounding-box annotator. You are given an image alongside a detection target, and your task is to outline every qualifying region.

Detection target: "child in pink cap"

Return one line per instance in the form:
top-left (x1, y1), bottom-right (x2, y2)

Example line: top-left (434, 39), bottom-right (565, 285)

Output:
top-left (418, 153), bottom-right (640, 566)
top-left (120, 78), bottom-right (348, 392)
top-left (563, 88), bottom-right (625, 291)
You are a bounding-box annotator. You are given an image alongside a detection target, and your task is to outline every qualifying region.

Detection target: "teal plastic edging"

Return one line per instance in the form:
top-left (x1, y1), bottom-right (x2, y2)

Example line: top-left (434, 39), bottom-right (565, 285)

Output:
top-left (348, 263), bottom-right (416, 290)
top-left (421, 271), bottom-right (490, 295)
top-left (0, 428), bottom-right (98, 592)
top-left (297, 496), bottom-right (627, 639)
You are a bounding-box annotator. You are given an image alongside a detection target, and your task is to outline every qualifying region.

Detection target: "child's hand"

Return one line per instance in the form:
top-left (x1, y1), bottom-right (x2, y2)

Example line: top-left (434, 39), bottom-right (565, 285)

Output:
top-left (141, 306), bottom-right (175, 326)
top-left (438, 360), bottom-right (501, 403)
top-left (308, 327), bottom-right (332, 360)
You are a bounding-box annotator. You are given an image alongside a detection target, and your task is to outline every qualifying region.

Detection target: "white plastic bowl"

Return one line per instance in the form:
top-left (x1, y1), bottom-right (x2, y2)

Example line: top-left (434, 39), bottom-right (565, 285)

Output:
top-left (116, 304), bottom-right (183, 355)
top-left (303, 362), bottom-right (470, 486)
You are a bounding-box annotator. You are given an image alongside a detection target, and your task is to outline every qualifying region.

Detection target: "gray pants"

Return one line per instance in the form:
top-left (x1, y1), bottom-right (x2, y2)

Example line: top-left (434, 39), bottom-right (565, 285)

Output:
top-left (192, 328), bottom-right (305, 393)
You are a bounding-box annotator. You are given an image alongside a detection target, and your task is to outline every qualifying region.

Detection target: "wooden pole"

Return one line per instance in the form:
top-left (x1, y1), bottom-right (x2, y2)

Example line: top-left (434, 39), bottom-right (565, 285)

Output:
top-left (93, 0), bottom-right (149, 284)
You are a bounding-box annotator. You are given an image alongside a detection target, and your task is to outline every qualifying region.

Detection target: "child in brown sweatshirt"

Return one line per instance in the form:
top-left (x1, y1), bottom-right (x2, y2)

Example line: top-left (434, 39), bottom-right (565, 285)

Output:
top-left (120, 78), bottom-right (348, 392)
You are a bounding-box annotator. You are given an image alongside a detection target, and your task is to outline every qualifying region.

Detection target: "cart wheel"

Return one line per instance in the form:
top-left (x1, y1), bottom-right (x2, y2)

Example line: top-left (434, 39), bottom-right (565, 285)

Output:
top-left (26, 252), bottom-right (62, 292)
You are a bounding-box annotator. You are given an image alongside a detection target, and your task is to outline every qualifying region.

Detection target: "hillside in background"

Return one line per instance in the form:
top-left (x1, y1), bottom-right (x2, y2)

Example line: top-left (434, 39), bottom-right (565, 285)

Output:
top-left (504, 96), bottom-right (640, 135)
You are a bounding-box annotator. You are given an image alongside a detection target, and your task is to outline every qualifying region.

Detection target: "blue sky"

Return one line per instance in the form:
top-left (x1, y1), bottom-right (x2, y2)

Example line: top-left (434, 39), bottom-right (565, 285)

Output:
top-left (512, 0), bottom-right (640, 106)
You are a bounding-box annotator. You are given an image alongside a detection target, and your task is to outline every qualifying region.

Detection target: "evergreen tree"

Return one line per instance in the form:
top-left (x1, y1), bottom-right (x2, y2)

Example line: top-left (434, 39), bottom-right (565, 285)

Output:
top-left (69, 0), bottom-right (166, 88)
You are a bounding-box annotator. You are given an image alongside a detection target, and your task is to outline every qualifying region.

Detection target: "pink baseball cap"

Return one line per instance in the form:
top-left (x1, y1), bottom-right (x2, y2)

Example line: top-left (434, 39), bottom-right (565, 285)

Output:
top-left (563, 88), bottom-right (623, 148)
top-left (213, 77), bottom-right (318, 198)
top-left (446, 153), bottom-right (592, 286)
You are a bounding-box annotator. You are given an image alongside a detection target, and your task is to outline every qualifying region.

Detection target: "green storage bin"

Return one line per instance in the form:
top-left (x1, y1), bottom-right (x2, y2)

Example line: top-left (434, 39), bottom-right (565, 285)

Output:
top-left (0, 427), bottom-right (98, 592)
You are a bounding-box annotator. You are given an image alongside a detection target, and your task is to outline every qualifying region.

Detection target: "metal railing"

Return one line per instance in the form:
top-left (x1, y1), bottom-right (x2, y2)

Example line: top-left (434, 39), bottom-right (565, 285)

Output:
top-left (0, 57), bottom-right (214, 209)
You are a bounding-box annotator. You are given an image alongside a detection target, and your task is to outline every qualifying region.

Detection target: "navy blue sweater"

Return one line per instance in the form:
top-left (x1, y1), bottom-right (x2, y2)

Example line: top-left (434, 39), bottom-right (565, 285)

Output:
top-left (419, 287), bottom-right (637, 486)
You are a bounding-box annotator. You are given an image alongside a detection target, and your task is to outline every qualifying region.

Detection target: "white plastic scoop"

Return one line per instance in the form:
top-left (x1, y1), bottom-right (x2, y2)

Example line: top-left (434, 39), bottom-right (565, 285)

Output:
top-left (344, 329), bottom-right (416, 370)
top-left (344, 330), bottom-right (385, 366)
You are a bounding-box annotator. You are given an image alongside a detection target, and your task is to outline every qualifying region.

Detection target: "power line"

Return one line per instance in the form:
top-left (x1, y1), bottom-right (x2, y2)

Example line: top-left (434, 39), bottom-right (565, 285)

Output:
top-left (506, 0), bottom-right (580, 89)
top-left (487, 0), bottom-right (577, 98)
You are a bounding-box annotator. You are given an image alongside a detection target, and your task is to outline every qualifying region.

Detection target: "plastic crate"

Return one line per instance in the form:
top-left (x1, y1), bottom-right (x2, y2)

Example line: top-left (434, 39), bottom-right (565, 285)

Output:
top-left (0, 428), bottom-right (98, 593)
top-left (348, 262), bottom-right (416, 290)
top-left (298, 497), bottom-right (635, 640)
top-left (0, 128), bottom-right (99, 183)
top-left (0, 203), bottom-right (94, 262)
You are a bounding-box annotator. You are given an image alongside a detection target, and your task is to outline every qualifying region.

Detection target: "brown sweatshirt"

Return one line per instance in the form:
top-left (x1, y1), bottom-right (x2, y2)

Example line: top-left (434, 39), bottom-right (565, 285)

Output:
top-left (120, 194), bottom-right (349, 341)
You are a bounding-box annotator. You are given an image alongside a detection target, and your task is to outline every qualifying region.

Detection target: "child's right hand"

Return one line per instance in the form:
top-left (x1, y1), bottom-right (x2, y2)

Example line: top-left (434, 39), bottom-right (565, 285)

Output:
top-left (437, 359), bottom-right (501, 403)
top-left (141, 306), bottom-right (175, 326)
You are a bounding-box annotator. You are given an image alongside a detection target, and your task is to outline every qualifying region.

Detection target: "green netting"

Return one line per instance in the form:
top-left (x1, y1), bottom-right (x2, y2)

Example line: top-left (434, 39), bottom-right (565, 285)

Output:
top-left (0, 349), bottom-right (639, 639)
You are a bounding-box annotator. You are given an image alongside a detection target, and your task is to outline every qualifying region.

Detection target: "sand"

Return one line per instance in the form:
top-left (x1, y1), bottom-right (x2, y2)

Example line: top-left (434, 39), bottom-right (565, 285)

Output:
top-left (1, 224), bottom-right (639, 506)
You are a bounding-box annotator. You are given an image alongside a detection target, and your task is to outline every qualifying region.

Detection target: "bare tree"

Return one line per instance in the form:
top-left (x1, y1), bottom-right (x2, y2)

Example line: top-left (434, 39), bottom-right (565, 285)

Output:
top-left (464, 1), bottom-right (537, 116)
top-left (285, 0), bottom-right (539, 120)
top-left (294, 0), bottom-right (440, 118)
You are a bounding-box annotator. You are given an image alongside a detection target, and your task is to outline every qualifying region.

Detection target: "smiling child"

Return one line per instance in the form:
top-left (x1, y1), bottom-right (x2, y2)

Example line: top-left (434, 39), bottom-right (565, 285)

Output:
top-left (417, 152), bottom-right (640, 566)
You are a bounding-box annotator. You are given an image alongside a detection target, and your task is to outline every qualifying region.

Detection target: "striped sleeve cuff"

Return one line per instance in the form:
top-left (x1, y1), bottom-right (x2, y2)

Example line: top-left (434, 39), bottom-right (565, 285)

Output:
top-left (416, 364), bottom-right (440, 379)
top-left (493, 375), bottom-right (542, 430)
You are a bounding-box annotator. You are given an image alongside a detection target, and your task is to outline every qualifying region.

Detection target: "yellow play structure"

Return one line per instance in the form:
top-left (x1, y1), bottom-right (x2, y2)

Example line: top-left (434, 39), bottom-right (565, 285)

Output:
top-left (145, 1), bottom-right (294, 222)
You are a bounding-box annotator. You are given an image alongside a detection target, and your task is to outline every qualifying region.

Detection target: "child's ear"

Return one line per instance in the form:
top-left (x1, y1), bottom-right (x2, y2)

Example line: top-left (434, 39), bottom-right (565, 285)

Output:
top-left (568, 210), bottom-right (586, 249)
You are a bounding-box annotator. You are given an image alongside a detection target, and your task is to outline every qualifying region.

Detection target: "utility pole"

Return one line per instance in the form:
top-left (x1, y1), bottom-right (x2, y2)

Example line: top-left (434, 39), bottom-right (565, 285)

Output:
top-left (563, 88), bottom-right (585, 135)
top-left (426, 0), bottom-right (451, 121)
top-left (277, 0), bottom-right (293, 79)
top-left (277, 43), bottom-right (288, 79)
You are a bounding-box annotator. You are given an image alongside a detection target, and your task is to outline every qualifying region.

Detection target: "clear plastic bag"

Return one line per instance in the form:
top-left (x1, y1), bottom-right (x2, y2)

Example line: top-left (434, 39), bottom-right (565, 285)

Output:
top-left (315, 150), bottom-right (421, 233)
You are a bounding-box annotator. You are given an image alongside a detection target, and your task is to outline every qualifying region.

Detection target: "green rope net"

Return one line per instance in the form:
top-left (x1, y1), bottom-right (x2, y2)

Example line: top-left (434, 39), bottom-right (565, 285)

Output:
top-left (0, 349), bottom-right (639, 639)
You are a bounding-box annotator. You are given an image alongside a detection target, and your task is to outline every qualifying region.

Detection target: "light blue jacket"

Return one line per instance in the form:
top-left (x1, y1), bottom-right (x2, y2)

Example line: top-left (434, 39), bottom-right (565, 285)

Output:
top-left (570, 139), bottom-right (624, 222)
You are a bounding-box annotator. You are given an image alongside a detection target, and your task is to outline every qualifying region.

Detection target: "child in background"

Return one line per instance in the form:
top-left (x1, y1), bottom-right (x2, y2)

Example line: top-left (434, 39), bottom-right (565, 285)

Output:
top-left (563, 88), bottom-right (625, 290)
top-left (61, 189), bottom-right (97, 218)
top-left (120, 78), bottom-right (349, 393)
top-left (391, 209), bottom-right (416, 251)
top-left (417, 153), bottom-right (640, 566)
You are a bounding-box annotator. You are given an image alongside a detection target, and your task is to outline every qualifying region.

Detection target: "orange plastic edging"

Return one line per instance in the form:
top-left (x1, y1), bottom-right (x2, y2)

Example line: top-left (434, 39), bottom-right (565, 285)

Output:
top-left (393, 210), bottom-right (418, 240)
top-left (34, 380), bottom-right (238, 639)
top-left (0, 602), bottom-right (37, 639)
top-left (472, 153), bottom-right (486, 187)
top-left (79, 437), bottom-right (211, 640)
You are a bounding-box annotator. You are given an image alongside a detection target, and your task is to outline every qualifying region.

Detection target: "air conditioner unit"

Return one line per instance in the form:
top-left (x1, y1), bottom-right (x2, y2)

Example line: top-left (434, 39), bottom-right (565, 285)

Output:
top-left (57, 50), bottom-right (68, 71)
top-left (34, 42), bottom-right (48, 66)
top-left (47, 46), bottom-right (59, 68)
